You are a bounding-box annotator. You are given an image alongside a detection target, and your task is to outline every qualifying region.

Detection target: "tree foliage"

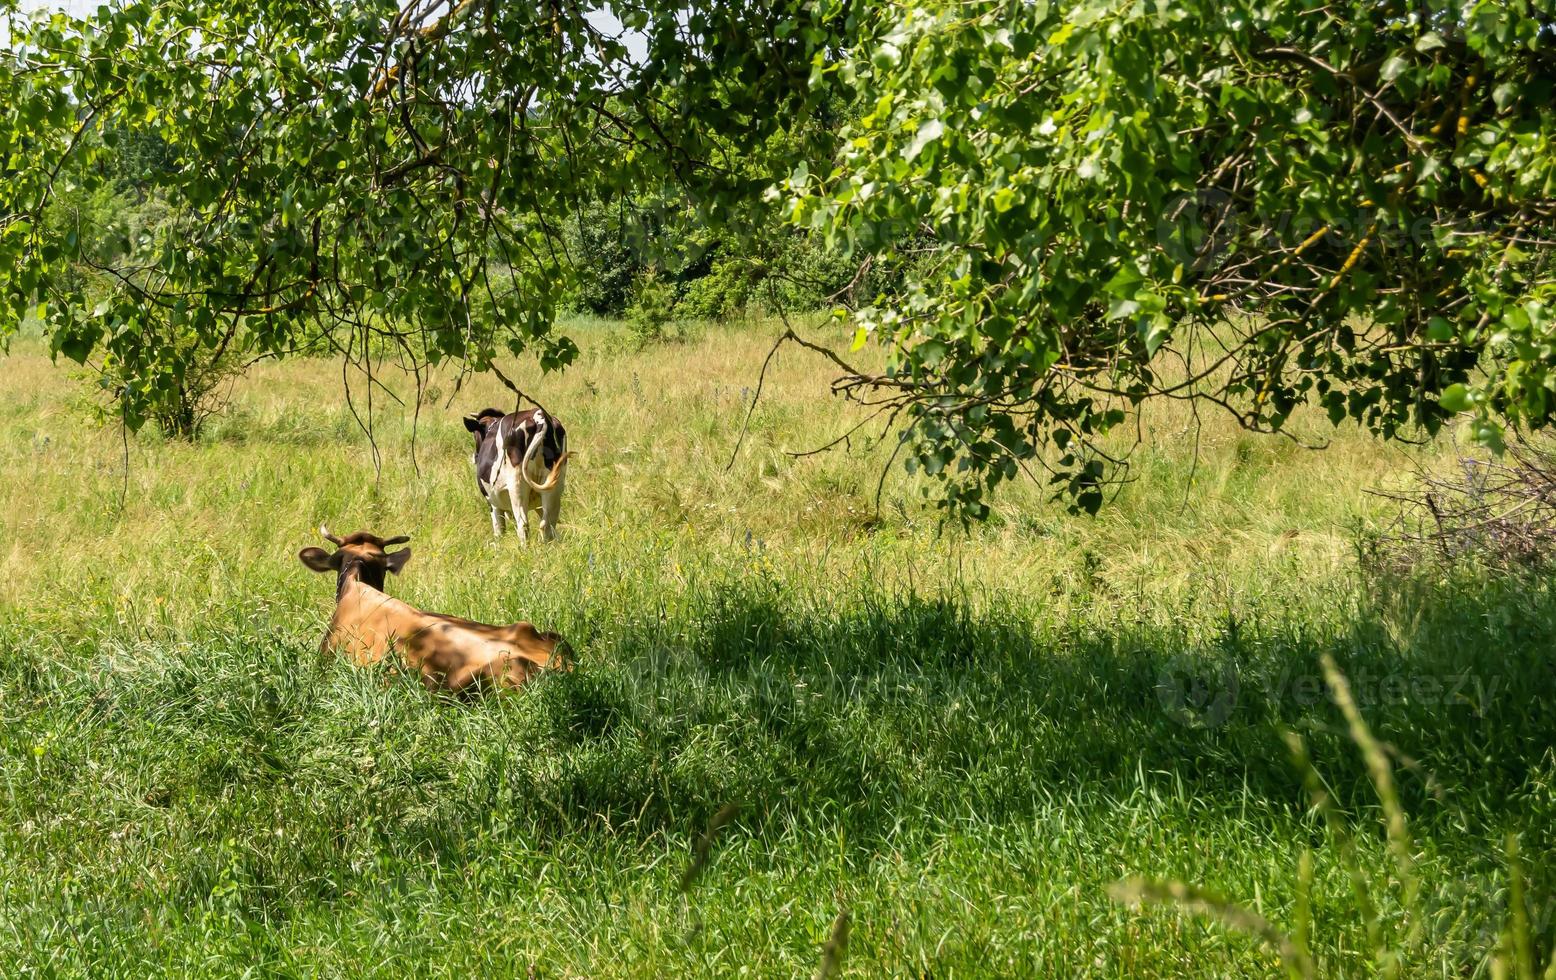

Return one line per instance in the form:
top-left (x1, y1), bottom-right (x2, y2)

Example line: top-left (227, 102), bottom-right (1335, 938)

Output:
top-left (0, 0), bottom-right (842, 426)
top-left (786, 0), bottom-right (1556, 514)
top-left (2, 0), bottom-right (1554, 512)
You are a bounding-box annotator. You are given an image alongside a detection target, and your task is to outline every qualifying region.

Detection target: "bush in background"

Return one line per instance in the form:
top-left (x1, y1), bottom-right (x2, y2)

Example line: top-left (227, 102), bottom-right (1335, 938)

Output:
top-left (1362, 439), bottom-right (1556, 576)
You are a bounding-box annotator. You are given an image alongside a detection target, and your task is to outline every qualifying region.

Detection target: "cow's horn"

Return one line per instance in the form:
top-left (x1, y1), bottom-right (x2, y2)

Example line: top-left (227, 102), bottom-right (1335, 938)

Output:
top-left (320, 525), bottom-right (343, 545)
top-left (381, 534), bottom-right (411, 546)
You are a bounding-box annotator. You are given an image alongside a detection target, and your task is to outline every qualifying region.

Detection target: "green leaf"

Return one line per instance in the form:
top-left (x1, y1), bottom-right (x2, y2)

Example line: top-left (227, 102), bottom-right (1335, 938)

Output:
top-left (1471, 418), bottom-right (1506, 454)
top-left (1439, 383), bottom-right (1472, 413)
top-left (904, 118), bottom-right (944, 161)
top-left (1139, 313), bottom-right (1171, 356)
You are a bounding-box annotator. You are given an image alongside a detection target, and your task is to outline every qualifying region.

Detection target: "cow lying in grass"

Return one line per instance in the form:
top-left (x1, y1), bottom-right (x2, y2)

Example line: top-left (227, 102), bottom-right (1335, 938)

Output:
top-left (298, 527), bottom-right (570, 692)
top-left (463, 407), bottom-right (569, 543)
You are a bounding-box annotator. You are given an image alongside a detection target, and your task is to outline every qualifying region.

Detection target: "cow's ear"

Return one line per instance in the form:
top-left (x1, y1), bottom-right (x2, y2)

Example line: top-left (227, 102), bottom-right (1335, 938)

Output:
top-left (299, 547), bottom-right (342, 573)
top-left (385, 548), bottom-right (412, 574)
top-left (463, 414), bottom-right (483, 433)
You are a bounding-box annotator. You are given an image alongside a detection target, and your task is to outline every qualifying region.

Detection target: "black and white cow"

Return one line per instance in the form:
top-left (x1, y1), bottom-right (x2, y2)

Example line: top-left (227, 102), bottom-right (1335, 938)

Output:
top-left (462, 407), bottom-right (569, 543)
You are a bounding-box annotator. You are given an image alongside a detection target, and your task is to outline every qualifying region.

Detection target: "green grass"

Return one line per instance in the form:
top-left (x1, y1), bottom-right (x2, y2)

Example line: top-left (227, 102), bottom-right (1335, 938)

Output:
top-left (1, 319), bottom-right (1553, 976)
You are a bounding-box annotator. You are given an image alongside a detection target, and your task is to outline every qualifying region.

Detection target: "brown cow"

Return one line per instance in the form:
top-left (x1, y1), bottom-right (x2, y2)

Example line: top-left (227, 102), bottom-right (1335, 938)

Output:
top-left (298, 527), bottom-right (569, 692)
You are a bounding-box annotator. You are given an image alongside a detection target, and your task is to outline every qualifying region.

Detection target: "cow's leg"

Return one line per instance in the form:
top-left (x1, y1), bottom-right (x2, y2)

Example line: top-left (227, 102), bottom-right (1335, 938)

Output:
top-left (489, 503), bottom-right (504, 537)
top-left (521, 488), bottom-right (540, 545)
top-left (507, 474), bottom-right (529, 544)
top-left (539, 486), bottom-right (562, 543)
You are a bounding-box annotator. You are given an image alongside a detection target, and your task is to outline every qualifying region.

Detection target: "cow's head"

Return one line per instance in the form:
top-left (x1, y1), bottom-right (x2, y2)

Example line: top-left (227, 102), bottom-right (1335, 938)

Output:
top-left (462, 408), bottom-right (506, 448)
top-left (299, 527), bottom-right (411, 594)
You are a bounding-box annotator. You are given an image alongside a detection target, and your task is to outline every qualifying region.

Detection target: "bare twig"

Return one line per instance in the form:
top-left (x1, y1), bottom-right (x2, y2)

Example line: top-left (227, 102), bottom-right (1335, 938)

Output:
top-left (485, 360), bottom-right (551, 419)
top-left (1363, 438), bottom-right (1556, 573)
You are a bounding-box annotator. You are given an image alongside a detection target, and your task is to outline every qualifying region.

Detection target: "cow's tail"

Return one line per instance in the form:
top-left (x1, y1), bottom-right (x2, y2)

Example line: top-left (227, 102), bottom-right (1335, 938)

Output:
top-left (519, 416), bottom-right (568, 492)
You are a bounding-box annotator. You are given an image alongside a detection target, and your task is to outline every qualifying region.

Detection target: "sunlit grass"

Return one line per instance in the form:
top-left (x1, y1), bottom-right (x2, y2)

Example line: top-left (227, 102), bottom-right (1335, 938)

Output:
top-left (0, 319), bottom-right (1551, 975)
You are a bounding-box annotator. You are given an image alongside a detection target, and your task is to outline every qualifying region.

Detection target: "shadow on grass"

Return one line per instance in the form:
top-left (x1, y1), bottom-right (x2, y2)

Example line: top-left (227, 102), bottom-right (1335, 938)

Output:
top-left (1, 571), bottom-right (1553, 912)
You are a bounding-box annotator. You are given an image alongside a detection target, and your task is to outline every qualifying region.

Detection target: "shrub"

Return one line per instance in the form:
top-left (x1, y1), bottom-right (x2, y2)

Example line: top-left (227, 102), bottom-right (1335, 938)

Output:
top-left (624, 269), bottom-right (679, 347)
top-left (676, 254), bottom-right (758, 321)
top-left (1361, 439), bottom-right (1556, 575)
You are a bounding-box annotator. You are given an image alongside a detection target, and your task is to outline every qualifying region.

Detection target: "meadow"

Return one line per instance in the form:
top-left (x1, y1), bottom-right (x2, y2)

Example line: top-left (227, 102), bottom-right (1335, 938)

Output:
top-left (1, 317), bottom-right (1552, 976)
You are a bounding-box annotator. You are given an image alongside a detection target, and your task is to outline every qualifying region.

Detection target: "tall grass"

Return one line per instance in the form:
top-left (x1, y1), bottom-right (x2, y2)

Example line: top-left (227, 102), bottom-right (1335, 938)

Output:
top-left (1, 318), bottom-right (1552, 975)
